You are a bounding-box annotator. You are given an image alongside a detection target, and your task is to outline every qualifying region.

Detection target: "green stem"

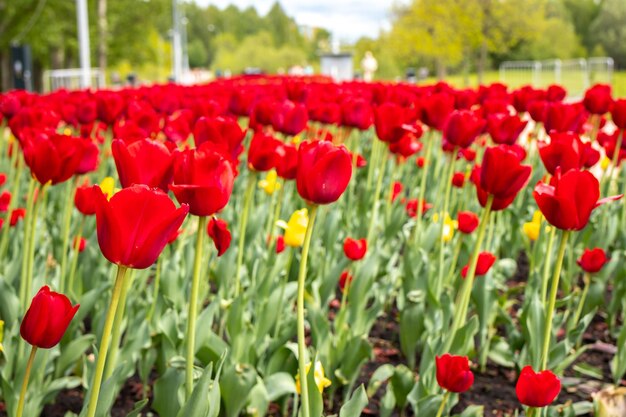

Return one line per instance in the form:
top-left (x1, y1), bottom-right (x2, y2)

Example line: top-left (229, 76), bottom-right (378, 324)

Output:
top-left (604, 129), bottom-right (623, 196)
top-left (296, 205), bottom-right (319, 417)
top-left (572, 273), bottom-right (591, 327)
top-left (234, 172), bottom-right (256, 297)
top-left (444, 238), bottom-right (464, 287)
top-left (0, 154), bottom-right (23, 260)
top-left (59, 178), bottom-right (78, 293)
top-left (147, 255), bottom-right (163, 323)
top-left (436, 147), bottom-right (459, 296)
top-left (264, 178), bottom-right (283, 240)
top-left (540, 228), bottom-right (556, 305)
top-left (540, 230), bottom-right (570, 370)
top-left (590, 114), bottom-right (600, 143)
top-left (412, 132), bottom-right (435, 245)
top-left (84, 265), bottom-right (128, 417)
top-left (67, 217), bottom-right (86, 298)
top-left (15, 346), bottom-right (38, 417)
top-left (435, 391), bottom-right (451, 417)
top-left (186, 216), bottom-right (207, 398)
top-left (104, 269), bottom-right (135, 379)
top-left (366, 144), bottom-right (388, 244)
top-left (19, 177), bottom-right (36, 309)
top-left (272, 249), bottom-right (294, 339)
top-left (366, 135), bottom-right (380, 192)
top-left (526, 407), bottom-right (538, 417)
top-left (445, 195), bottom-right (493, 354)
top-left (25, 183), bottom-right (45, 306)
top-left (385, 160), bottom-right (400, 221)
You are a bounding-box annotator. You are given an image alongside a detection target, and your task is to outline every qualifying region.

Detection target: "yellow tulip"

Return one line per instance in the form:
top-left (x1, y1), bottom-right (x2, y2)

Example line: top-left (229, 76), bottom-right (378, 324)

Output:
top-left (99, 177), bottom-right (116, 200)
top-left (522, 211), bottom-right (543, 241)
top-left (258, 170), bottom-right (281, 195)
top-left (601, 156), bottom-right (611, 171)
top-left (295, 361), bottom-right (332, 394)
top-left (433, 212), bottom-right (457, 242)
top-left (276, 209), bottom-right (308, 247)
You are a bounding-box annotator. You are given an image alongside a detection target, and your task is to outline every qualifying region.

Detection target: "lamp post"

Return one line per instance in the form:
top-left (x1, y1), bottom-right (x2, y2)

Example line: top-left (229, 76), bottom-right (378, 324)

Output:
top-left (171, 0), bottom-right (183, 82)
top-left (76, 0), bottom-right (92, 88)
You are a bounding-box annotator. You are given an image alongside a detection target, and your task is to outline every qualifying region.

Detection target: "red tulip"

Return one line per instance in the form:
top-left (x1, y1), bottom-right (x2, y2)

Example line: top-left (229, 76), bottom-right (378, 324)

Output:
top-left (391, 181), bottom-right (403, 202)
top-left (207, 217), bottom-right (231, 257)
top-left (73, 236), bottom-right (87, 252)
top-left (112, 139), bottom-right (174, 192)
top-left (405, 199), bottom-right (432, 218)
top-left (20, 286), bottom-right (79, 349)
top-left (0, 191), bottom-right (11, 212)
top-left (275, 235), bottom-right (286, 254)
top-left (388, 132), bottom-right (423, 158)
top-left (443, 110), bottom-right (485, 149)
top-left (343, 237), bottom-right (367, 261)
top-left (611, 99), bottom-right (626, 130)
top-left (512, 86), bottom-right (545, 113)
top-left (538, 132), bottom-right (584, 176)
top-left (533, 168), bottom-right (621, 231)
top-left (473, 145), bottom-right (532, 211)
top-left (275, 142), bottom-right (298, 180)
top-left (76, 139), bottom-right (100, 175)
top-left (452, 172), bottom-right (465, 188)
top-left (170, 143), bottom-right (235, 216)
top-left (600, 130), bottom-right (626, 165)
top-left (249, 98), bottom-right (275, 130)
top-left (457, 211), bottom-right (479, 234)
top-left (339, 271), bottom-right (353, 292)
top-left (248, 132), bottom-right (285, 172)
top-left (435, 354), bottom-right (474, 393)
top-left (581, 142), bottom-right (600, 168)
top-left (21, 130), bottom-right (85, 185)
top-left (583, 84), bottom-right (612, 115)
top-left (416, 157), bottom-right (425, 168)
top-left (546, 85), bottom-right (567, 102)
top-left (193, 116), bottom-right (246, 165)
top-left (94, 184), bottom-right (189, 269)
top-left (461, 252), bottom-right (496, 278)
top-left (577, 247), bottom-right (607, 274)
top-left (296, 140), bottom-right (352, 205)
top-left (74, 182), bottom-right (97, 216)
top-left (515, 366), bottom-right (560, 408)
top-left (374, 102), bottom-right (418, 143)
top-left (341, 98), bottom-right (373, 130)
top-left (271, 101), bottom-right (308, 136)
top-left (309, 102), bottom-right (341, 125)
top-left (527, 100), bottom-right (548, 124)
top-left (10, 208), bottom-right (26, 226)
top-left (421, 92), bottom-right (455, 131)
top-left (487, 114), bottom-right (528, 145)
top-left (544, 102), bottom-right (586, 134)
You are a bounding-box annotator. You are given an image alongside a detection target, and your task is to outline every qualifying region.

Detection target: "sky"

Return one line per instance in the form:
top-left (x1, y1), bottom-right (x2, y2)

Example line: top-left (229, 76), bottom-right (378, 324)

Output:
top-left (191, 0), bottom-right (400, 42)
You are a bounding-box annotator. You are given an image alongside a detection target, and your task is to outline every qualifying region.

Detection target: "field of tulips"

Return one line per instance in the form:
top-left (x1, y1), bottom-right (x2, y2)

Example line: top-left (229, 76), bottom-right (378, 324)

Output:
top-left (0, 76), bottom-right (625, 417)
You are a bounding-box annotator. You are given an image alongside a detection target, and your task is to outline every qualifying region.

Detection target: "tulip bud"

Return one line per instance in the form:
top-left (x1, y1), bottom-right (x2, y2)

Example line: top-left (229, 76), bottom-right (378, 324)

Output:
top-left (20, 286), bottom-right (79, 349)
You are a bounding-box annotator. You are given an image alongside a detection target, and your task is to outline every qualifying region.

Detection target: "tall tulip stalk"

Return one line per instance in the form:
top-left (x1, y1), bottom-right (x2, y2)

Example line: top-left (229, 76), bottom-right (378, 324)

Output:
top-left (84, 185), bottom-right (188, 417)
top-left (294, 140), bottom-right (352, 417)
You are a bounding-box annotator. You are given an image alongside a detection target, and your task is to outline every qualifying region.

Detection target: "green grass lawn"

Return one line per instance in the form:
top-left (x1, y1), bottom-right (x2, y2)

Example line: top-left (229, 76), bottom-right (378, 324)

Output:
top-left (417, 70), bottom-right (626, 98)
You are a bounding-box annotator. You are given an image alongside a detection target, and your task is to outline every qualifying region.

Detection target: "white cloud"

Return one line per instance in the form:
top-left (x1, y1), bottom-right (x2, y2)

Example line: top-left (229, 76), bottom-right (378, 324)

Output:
top-left (190, 0), bottom-right (398, 42)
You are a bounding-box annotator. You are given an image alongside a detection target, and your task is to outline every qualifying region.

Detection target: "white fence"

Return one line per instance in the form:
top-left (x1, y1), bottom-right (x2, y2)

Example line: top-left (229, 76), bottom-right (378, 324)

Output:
top-left (499, 57), bottom-right (614, 98)
top-left (42, 68), bottom-right (106, 92)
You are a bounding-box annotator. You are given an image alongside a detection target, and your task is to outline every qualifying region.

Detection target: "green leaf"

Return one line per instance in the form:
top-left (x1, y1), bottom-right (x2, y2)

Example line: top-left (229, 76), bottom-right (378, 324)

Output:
top-left (339, 385), bottom-right (368, 417)
top-left (56, 335), bottom-right (95, 376)
top-left (220, 363), bottom-right (258, 417)
top-left (152, 367), bottom-right (184, 417)
top-left (176, 363), bottom-right (215, 417)
top-left (126, 399), bottom-right (149, 417)
top-left (265, 372), bottom-right (297, 401)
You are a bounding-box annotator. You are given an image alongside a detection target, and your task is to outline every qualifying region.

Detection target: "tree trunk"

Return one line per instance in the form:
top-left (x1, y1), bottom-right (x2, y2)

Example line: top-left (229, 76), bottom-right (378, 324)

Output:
top-left (477, 41), bottom-right (487, 84)
top-left (0, 52), bottom-right (10, 91)
top-left (436, 58), bottom-right (447, 80)
top-left (98, 0), bottom-right (107, 84)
